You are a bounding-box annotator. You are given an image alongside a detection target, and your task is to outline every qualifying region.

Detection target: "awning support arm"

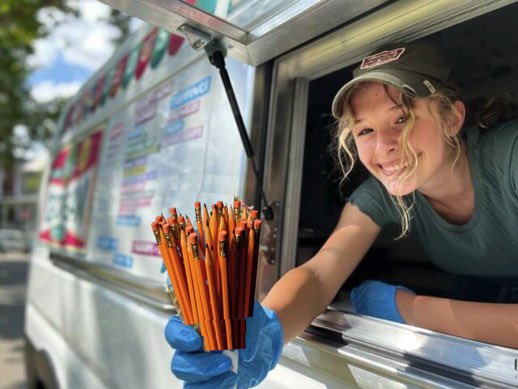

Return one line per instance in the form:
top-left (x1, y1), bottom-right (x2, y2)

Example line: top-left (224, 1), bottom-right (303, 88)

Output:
top-left (179, 25), bottom-right (274, 220)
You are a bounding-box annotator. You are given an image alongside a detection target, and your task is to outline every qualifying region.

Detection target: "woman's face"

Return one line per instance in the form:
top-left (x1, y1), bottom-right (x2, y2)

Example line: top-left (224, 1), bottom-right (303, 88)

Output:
top-left (350, 82), bottom-right (454, 196)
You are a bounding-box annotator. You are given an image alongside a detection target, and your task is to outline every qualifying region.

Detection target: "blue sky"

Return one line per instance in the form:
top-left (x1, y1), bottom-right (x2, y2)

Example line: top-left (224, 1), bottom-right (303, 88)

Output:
top-left (28, 52), bottom-right (91, 86)
top-left (27, 0), bottom-right (143, 104)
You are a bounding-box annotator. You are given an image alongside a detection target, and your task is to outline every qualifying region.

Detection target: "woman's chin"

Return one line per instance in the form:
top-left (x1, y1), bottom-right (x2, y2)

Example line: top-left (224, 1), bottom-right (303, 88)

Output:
top-left (383, 179), bottom-right (415, 197)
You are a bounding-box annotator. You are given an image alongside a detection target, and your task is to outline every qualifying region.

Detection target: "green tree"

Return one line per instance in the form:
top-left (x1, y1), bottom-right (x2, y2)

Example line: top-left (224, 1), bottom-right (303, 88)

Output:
top-left (0, 1), bottom-right (130, 167)
top-left (0, 0), bottom-right (73, 166)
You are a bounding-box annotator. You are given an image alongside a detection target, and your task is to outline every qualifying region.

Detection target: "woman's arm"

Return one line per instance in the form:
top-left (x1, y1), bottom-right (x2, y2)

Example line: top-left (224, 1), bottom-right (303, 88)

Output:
top-left (262, 203), bottom-right (381, 343)
top-left (397, 290), bottom-right (518, 349)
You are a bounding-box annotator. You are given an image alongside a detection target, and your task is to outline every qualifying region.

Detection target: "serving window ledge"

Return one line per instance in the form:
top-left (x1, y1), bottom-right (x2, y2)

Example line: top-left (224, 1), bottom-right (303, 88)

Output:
top-left (302, 309), bottom-right (518, 388)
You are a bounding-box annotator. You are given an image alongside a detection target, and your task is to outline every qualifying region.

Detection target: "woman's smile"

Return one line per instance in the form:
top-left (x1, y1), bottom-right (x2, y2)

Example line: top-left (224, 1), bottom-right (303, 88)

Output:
top-left (350, 82), bottom-right (456, 197)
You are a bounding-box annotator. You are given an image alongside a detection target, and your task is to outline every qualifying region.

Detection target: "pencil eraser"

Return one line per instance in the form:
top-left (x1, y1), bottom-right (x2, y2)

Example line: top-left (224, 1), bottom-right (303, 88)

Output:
top-left (188, 233), bottom-right (198, 245)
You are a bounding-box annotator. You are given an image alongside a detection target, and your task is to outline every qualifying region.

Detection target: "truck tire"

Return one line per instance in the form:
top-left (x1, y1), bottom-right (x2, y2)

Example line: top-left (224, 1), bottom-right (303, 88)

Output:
top-left (25, 337), bottom-right (59, 389)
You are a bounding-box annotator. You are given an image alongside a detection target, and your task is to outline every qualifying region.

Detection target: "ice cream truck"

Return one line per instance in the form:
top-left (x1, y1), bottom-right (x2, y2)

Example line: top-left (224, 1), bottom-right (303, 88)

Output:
top-left (25, 0), bottom-right (518, 388)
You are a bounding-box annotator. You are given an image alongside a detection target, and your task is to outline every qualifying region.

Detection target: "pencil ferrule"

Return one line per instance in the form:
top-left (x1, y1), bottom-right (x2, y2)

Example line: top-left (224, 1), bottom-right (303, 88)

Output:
top-left (166, 232), bottom-right (177, 248)
top-left (219, 241), bottom-right (227, 257)
top-left (191, 244), bottom-right (200, 260)
top-left (164, 233), bottom-right (173, 248)
top-left (153, 230), bottom-right (161, 244)
top-left (171, 224), bottom-right (180, 240)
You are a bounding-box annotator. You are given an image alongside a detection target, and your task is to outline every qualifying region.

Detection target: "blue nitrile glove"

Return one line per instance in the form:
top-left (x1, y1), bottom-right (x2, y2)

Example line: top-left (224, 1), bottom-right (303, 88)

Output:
top-left (165, 316), bottom-right (237, 388)
top-left (164, 301), bottom-right (283, 389)
top-left (237, 301), bottom-right (283, 388)
top-left (350, 280), bottom-right (415, 324)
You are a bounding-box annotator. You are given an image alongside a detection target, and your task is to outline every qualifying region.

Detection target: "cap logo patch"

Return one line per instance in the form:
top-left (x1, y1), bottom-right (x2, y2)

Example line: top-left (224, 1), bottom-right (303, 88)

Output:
top-left (360, 48), bottom-right (405, 70)
top-left (423, 80), bottom-right (436, 94)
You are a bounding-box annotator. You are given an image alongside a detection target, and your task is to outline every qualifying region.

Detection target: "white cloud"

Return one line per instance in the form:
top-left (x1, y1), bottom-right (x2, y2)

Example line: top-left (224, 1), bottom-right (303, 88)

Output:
top-left (60, 23), bottom-right (121, 69)
top-left (27, 0), bottom-right (123, 72)
top-left (30, 80), bottom-right (82, 103)
top-left (27, 37), bottom-right (60, 69)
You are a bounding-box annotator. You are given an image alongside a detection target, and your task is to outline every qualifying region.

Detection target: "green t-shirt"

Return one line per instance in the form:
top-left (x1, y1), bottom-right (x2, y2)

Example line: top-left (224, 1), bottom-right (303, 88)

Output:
top-left (349, 120), bottom-right (518, 277)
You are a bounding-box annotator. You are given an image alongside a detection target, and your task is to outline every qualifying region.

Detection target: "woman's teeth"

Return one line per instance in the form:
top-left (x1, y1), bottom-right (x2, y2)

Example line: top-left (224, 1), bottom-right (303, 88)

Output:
top-left (380, 163), bottom-right (408, 175)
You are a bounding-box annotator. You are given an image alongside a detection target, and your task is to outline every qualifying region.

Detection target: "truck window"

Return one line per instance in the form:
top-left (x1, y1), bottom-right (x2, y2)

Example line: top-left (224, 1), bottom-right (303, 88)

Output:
top-left (296, 2), bottom-right (518, 310)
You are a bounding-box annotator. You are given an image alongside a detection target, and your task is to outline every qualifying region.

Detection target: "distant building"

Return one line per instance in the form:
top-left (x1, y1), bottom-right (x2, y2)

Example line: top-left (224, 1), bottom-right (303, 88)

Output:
top-left (0, 152), bottom-right (48, 231)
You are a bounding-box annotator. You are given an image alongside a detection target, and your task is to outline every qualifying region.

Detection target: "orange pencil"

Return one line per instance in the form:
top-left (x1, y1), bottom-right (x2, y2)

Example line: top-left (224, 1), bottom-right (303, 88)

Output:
top-left (249, 209), bottom-right (259, 222)
top-left (164, 222), bottom-right (192, 321)
top-left (236, 227), bottom-right (247, 347)
top-left (194, 201), bottom-right (205, 248)
top-left (204, 220), bottom-right (221, 304)
top-left (203, 203), bottom-right (210, 227)
top-left (216, 201), bottom-right (224, 223)
top-left (229, 208), bottom-right (236, 238)
top-left (205, 244), bottom-right (225, 349)
top-left (249, 219), bottom-right (262, 317)
top-left (189, 233), bottom-right (216, 350)
top-left (185, 215), bottom-right (193, 229)
top-left (210, 205), bottom-right (218, 245)
top-left (178, 215), bottom-right (186, 231)
top-left (167, 217), bottom-right (180, 246)
top-left (229, 228), bottom-right (241, 347)
top-left (162, 224), bottom-right (193, 324)
top-left (233, 200), bottom-right (241, 222)
top-left (218, 231), bottom-right (233, 349)
top-left (219, 212), bottom-right (228, 233)
top-left (244, 224), bottom-right (255, 319)
top-left (185, 231), bottom-right (213, 349)
top-left (223, 205), bottom-right (229, 227)
top-left (179, 228), bottom-right (199, 325)
top-left (152, 222), bottom-right (191, 323)
top-left (236, 227), bottom-right (247, 319)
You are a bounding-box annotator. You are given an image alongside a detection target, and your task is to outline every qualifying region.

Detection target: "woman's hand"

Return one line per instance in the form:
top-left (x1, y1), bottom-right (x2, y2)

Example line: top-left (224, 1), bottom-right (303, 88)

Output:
top-left (164, 301), bottom-right (284, 389)
top-left (350, 280), bottom-right (416, 323)
top-left (165, 316), bottom-right (237, 388)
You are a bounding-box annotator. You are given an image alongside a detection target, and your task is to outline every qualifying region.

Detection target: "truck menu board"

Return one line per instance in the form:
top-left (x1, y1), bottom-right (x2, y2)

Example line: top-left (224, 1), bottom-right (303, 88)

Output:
top-left (86, 58), bottom-right (254, 279)
top-left (39, 127), bottom-right (104, 253)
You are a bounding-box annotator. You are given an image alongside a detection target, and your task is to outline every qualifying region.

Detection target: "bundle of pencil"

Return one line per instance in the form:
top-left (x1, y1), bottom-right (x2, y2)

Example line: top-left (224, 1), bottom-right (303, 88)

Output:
top-left (151, 200), bottom-right (261, 351)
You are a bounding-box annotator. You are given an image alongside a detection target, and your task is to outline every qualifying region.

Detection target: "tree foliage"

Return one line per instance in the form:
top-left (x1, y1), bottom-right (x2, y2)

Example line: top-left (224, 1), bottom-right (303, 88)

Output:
top-left (0, 1), bottom-right (130, 167)
top-left (0, 1), bottom-right (71, 166)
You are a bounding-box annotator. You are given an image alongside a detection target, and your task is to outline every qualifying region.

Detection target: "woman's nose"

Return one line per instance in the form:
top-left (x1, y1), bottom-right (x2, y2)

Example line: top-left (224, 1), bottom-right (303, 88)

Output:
top-left (376, 130), bottom-right (399, 154)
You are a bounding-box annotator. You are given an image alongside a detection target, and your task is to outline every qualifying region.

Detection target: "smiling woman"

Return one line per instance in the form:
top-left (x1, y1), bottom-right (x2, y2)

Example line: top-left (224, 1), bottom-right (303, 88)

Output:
top-left (322, 41), bottom-right (518, 345)
top-left (165, 39), bottom-right (518, 388)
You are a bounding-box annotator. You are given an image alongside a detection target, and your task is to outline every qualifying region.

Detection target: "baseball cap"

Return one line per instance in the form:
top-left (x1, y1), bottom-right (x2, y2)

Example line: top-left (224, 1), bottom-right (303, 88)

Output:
top-left (332, 42), bottom-right (453, 118)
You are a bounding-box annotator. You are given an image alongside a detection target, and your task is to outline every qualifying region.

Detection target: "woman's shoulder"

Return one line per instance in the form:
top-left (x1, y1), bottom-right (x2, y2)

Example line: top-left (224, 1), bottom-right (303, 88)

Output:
top-left (469, 119), bottom-right (518, 157)
top-left (348, 177), bottom-right (401, 227)
top-left (468, 119), bottom-right (518, 180)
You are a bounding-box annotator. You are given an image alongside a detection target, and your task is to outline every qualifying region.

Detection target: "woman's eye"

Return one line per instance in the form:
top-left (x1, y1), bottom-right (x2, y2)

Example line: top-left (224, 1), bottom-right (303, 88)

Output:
top-left (395, 115), bottom-right (407, 124)
top-left (357, 128), bottom-right (373, 137)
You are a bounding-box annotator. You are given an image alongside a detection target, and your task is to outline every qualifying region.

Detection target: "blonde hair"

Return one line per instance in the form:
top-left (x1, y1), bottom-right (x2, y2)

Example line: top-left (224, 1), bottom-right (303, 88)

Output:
top-left (336, 83), bottom-right (463, 237)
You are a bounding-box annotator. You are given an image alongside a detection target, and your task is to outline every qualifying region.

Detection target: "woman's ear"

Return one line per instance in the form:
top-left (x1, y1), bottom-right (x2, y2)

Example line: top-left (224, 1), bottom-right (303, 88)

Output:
top-left (448, 100), bottom-right (466, 136)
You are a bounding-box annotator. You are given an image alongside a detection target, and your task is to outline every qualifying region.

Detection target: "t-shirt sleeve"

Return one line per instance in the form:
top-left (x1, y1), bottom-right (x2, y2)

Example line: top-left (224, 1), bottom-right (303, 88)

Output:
top-left (348, 177), bottom-right (401, 228)
top-left (477, 120), bottom-right (518, 198)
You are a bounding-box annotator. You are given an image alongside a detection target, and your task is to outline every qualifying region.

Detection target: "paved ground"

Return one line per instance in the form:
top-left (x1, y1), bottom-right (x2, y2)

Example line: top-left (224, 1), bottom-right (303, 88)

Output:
top-left (0, 251), bottom-right (29, 389)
